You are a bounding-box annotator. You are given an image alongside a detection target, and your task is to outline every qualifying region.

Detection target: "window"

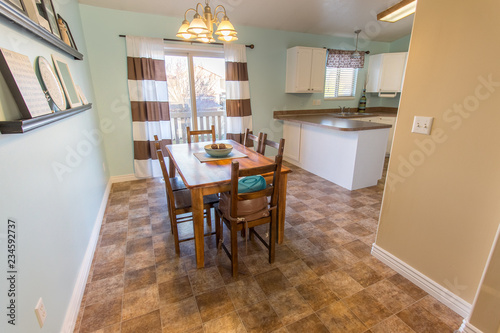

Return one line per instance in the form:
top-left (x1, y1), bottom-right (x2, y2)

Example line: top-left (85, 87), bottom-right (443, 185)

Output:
top-left (324, 67), bottom-right (358, 99)
top-left (164, 48), bottom-right (226, 143)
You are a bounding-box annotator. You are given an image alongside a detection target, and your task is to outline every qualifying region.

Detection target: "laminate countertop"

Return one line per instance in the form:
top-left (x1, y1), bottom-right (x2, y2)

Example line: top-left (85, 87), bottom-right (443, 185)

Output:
top-left (275, 114), bottom-right (392, 132)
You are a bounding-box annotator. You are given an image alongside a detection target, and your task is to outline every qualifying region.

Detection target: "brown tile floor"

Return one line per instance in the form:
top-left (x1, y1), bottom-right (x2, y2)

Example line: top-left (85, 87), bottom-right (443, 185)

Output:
top-left (74, 161), bottom-right (463, 333)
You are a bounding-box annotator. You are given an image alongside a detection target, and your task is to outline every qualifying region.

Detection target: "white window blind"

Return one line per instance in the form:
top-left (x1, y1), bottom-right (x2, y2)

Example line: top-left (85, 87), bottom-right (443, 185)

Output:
top-left (324, 67), bottom-right (358, 99)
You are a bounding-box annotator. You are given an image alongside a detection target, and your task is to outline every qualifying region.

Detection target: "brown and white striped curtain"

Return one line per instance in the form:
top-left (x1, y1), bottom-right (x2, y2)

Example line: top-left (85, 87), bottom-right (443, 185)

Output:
top-left (126, 36), bottom-right (172, 178)
top-left (224, 44), bottom-right (252, 143)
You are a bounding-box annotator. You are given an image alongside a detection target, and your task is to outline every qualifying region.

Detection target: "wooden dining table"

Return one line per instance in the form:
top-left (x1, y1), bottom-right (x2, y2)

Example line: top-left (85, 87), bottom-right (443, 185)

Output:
top-left (165, 139), bottom-right (291, 268)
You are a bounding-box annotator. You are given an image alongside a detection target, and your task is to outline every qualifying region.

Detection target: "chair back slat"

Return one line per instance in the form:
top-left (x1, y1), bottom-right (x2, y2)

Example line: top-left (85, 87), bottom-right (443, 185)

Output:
top-left (187, 125), bottom-right (216, 143)
top-left (243, 128), bottom-right (267, 154)
top-left (261, 137), bottom-right (285, 156)
top-left (156, 147), bottom-right (175, 207)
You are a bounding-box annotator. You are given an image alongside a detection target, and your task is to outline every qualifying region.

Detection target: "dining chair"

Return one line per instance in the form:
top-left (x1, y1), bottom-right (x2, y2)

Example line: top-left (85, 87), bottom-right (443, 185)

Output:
top-left (215, 148), bottom-right (284, 277)
top-left (186, 125), bottom-right (216, 143)
top-left (243, 128), bottom-right (267, 154)
top-left (154, 135), bottom-right (186, 191)
top-left (260, 137), bottom-right (285, 156)
top-left (156, 142), bottom-right (220, 254)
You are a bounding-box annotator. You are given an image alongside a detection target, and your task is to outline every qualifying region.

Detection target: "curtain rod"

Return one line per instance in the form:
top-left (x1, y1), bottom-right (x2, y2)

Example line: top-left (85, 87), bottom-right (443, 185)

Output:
top-left (327, 48), bottom-right (370, 54)
top-left (119, 35), bottom-right (254, 49)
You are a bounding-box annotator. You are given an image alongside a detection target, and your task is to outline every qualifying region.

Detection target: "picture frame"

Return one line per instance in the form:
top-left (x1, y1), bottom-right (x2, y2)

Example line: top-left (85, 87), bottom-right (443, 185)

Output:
top-left (1, 0), bottom-right (26, 14)
top-left (36, 56), bottom-right (66, 111)
top-left (34, 0), bottom-right (50, 32)
top-left (40, 0), bottom-right (59, 38)
top-left (51, 54), bottom-right (82, 108)
top-left (0, 48), bottom-right (52, 118)
top-left (21, 0), bottom-right (40, 24)
top-left (76, 85), bottom-right (88, 105)
top-left (57, 14), bottom-right (77, 50)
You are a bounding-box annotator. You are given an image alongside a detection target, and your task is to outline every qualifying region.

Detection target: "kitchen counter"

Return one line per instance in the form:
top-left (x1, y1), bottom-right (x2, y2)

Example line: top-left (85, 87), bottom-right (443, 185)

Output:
top-left (278, 110), bottom-right (392, 190)
top-left (274, 114), bottom-right (392, 131)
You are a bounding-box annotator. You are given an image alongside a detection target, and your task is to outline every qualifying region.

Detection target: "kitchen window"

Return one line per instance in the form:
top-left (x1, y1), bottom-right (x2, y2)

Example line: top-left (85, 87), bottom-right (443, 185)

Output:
top-left (324, 67), bottom-right (358, 99)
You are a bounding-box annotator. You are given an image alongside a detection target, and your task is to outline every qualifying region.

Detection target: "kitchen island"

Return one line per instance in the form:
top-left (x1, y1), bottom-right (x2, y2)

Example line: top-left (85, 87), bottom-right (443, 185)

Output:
top-left (275, 113), bottom-right (392, 190)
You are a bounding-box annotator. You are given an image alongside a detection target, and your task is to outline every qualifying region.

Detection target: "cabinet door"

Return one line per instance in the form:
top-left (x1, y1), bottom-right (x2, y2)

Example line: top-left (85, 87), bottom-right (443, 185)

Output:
top-left (310, 48), bottom-right (327, 92)
top-left (283, 121), bottom-right (301, 162)
top-left (294, 48), bottom-right (313, 92)
top-left (366, 54), bottom-right (383, 93)
top-left (379, 53), bottom-right (407, 92)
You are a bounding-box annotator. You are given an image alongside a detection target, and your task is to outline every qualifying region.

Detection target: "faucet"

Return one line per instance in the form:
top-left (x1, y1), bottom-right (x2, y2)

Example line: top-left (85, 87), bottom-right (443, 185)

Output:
top-left (338, 106), bottom-right (351, 114)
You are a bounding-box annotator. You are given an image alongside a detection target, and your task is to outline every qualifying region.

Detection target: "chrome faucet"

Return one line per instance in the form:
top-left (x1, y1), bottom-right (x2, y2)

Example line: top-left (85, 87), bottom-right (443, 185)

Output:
top-left (338, 106), bottom-right (351, 114)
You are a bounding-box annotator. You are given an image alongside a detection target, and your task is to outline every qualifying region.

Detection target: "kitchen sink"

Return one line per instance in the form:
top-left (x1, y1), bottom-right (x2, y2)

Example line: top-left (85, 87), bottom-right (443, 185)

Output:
top-left (329, 112), bottom-right (375, 117)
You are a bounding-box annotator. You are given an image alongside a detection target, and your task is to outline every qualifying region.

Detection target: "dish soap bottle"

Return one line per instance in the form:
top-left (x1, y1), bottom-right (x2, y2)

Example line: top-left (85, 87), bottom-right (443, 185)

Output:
top-left (358, 89), bottom-right (366, 113)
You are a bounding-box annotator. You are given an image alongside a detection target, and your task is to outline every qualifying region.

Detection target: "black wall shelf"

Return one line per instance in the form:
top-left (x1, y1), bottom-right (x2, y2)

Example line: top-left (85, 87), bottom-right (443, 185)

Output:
top-left (0, 2), bottom-right (83, 60)
top-left (0, 104), bottom-right (92, 134)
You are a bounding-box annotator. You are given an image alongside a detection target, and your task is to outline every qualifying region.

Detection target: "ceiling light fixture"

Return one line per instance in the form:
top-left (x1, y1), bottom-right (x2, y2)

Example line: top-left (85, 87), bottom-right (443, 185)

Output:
top-left (352, 30), bottom-right (362, 59)
top-left (377, 0), bottom-right (417, 23)
top-left (176, 0), bottom-right (238, 43)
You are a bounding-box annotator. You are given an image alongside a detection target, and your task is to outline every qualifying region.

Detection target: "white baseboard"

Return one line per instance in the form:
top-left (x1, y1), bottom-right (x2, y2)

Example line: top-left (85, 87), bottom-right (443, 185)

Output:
top-left (459, 320), bottom-right (483, 333)
top-left (371, 244), bottom-right (472, 319)
top-left (109, 173), bottom-right (139, 183)
top-left (61, 179), bottom-right (112, 333)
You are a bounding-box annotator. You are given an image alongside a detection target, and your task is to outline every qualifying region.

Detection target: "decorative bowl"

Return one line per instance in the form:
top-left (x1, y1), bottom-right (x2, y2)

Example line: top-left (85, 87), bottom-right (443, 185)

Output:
top-left (204, 143), bottom-right (233, 157)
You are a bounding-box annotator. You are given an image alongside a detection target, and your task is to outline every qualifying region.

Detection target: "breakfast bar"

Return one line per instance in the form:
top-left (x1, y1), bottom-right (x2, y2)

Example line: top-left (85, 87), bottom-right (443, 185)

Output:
top-left (276, 113), bottom-right (392, 190)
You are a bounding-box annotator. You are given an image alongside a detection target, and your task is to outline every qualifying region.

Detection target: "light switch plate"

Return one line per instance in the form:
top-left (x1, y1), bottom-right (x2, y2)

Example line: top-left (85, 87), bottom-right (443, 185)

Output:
top-left (412, 116), bottom-right (433, 135)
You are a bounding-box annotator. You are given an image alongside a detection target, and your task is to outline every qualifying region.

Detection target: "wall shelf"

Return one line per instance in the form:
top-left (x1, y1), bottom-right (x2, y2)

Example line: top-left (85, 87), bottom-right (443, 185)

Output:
top-left (0, 2), bottom-right (83, 60)
top-left (0, 104), bottom-right (92, 134)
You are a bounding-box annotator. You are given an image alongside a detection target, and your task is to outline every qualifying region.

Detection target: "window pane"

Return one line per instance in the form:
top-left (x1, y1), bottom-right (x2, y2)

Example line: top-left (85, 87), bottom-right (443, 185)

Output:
top-left (324, 67), bottom-right (358, 99)
top-left (165, 55), bottom-right (192, 143)
top-left (193, 56), bottom-right (226, 139)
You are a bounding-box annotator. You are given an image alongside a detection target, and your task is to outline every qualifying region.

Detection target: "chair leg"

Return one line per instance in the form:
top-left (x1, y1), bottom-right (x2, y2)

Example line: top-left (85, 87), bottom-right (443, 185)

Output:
top-left (269, 214), bottom-right (276, 264)
top-left (230, 222), bottom-right (238, 277)
top-left (172, 214), bottom-right (180, 254)
top-left (206, 207), bottom-right (212, 227)
top-left (215, 209), bottom-right (221, 248)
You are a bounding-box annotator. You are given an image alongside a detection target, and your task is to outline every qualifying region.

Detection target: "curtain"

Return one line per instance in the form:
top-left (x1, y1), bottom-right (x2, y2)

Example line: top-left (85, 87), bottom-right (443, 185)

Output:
top-left (224, 44), bottom-right (252, 144)
top-left (125, 36), bottom-right (172, 178)
top-left (327, 49), bottom-right (365, 68)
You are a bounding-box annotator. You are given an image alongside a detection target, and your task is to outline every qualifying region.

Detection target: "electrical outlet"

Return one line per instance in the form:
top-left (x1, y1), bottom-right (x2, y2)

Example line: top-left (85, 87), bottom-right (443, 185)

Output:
top-left (35, 298), bottom-right (46, 328)
top-left (312, 99), bottom-right (321, 106)
top-left (412, 116), bottom-right (433, 135)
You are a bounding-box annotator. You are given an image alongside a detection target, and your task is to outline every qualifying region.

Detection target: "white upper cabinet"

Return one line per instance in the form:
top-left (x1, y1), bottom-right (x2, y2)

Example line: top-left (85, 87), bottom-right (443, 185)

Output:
top-left (366, 52), bottom-right (408, 97)
top-left (286, 47), bottom-right (327, 93)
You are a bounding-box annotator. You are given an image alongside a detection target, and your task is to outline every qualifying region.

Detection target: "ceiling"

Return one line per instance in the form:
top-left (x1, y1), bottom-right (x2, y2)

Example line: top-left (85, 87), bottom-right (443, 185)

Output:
top-left (78, 0), bottom-right (414, 42)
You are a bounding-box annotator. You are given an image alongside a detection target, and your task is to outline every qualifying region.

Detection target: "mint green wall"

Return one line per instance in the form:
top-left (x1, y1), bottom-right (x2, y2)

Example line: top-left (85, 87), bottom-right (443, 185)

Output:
top-left (390, 34), bottom-right (412, 52)
top-left (0, 1), bottom-right (107, 332)
top-left (79, 5), bottom-right (398, 173)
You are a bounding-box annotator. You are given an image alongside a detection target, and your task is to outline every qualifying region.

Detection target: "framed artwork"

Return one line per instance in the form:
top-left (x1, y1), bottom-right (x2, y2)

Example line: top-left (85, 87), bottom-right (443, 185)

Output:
top-left (51, 54), bottom-right (82, 108)
top-left (36, 56), bottom-right (66, 111)
top-left (41, 0), bottom-right (59, 38)
top-left (21, 0), bottom-right (40, 24)
top-left (57, 14), bottom-right (77, 50)
top-left (0, 48), bottom-right (52, 118)
top-left (76, 85), bottom-right (88, 105)
top-left (1, 0), bottom-right (26, 14)
top-left (34, 0), bottom-right (50, 31)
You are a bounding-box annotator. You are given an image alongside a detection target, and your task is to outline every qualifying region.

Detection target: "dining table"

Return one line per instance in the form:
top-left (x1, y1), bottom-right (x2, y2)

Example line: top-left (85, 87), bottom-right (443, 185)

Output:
top-left (165, 139), bottom-right (291, 268)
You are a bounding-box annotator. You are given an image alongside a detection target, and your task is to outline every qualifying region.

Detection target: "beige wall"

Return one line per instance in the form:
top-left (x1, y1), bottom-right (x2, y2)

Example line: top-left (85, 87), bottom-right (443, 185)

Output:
top-left (469, 226), bottom-right (500, 332)
top-left (376, 0), bottom-right (500, 304)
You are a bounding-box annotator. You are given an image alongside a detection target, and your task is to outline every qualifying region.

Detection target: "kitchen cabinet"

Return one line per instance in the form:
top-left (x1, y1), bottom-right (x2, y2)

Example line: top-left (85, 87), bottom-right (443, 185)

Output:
top-left (286, 47), bottom-right (327, 93)
top-left (366, 52), bottom-right (407, 97)
top-left (352, 116), bottom-right (396, 154)
top-left (283, 121), bottom-right (301, 161)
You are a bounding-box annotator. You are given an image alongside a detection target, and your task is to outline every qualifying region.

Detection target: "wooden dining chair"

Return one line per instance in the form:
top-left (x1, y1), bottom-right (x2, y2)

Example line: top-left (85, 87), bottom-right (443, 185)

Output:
top-left (215, 150), bottom-right (284, 277)
top-left (156, 142), bottom-right (219, 254)
top-left (186, 125), bottom-right (216, 143)
top-left (154, 135), bottom-right (186, 191)
top-left (260, 137), bottom-right (285, 156)
top-left (243, 128), bottom-right (267, 154)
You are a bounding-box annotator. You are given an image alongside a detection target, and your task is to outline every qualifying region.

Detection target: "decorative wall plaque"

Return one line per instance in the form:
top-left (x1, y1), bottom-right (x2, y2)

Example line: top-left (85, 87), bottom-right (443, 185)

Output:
top-left (0, 48), bottom-right (52, 118)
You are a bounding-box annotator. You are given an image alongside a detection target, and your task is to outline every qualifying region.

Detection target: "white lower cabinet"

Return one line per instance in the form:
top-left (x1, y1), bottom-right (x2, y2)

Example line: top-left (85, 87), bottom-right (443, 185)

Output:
top-left (352, 116), bottom-right (396, 154)
top-left (283, 121), bottom-right (301, 161)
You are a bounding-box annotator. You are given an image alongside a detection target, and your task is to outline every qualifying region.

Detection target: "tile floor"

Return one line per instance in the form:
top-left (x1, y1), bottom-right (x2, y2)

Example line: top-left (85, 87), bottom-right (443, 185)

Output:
top-left (74, 161), bottom-right (463, 333)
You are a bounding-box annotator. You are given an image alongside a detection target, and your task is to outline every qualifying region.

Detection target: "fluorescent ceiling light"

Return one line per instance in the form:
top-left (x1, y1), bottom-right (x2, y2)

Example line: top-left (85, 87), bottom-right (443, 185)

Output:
top-left (377, 0), bottom-right (417, 23)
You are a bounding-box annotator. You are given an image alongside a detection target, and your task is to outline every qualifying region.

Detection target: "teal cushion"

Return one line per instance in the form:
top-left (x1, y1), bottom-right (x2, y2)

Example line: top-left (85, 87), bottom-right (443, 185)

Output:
top-left (238, 175), bottom-right (266, 193)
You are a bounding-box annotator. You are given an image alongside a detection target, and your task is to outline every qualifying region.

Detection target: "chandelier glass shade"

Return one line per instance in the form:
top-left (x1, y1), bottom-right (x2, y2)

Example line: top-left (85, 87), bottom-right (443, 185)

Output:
top-left (176, 1), bottom-right (238, 43)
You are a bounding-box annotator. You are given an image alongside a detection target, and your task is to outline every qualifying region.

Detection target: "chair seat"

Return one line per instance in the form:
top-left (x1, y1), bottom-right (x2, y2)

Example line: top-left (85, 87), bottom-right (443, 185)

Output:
top-left (169, 176), bottom-right (187, 191)
top-left (173, 189), bottom-right (219, 210)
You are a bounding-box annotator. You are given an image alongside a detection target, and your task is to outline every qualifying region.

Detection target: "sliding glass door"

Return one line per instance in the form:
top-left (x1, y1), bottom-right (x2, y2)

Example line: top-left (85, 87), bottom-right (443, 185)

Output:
top-left (165, 52), bottom-right (226, 143)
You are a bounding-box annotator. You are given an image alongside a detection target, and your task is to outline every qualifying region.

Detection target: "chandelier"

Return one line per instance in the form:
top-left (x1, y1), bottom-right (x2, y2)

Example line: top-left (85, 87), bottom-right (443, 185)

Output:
top-left (176, 0), bottom-right (238, 43)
